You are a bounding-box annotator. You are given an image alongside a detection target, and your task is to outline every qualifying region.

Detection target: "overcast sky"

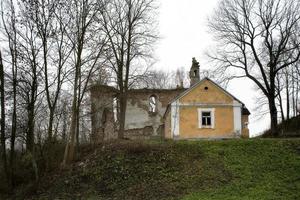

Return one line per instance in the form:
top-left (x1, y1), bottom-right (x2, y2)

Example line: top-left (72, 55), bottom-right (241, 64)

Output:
top-left (154, 0), bottom-right (270, 136)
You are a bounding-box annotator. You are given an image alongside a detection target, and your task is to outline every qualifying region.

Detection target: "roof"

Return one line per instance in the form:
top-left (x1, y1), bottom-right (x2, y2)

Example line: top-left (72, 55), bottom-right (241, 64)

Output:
top-left (164, 77), bottom-right (251, 118)
top-left (242, 107), bottom-right (251, 115)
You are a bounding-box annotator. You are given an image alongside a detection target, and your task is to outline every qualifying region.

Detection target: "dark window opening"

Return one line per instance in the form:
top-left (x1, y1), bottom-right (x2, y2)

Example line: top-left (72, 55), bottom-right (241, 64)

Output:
top-left (202, 111), bottom-right (211, 126)
top-left (204, 86), bottom-right (208, 90)
top-left (194, 70), bottom-right (197, 76)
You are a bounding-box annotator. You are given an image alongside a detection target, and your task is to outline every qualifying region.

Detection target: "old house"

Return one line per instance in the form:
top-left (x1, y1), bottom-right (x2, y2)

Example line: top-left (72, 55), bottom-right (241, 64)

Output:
top-left (90, 58), bottom-right (250, 142)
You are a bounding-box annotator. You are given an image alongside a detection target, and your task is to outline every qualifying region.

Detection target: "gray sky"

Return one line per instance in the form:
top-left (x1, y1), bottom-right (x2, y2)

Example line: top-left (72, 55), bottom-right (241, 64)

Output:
top-left (154, 0), bottom-right (270, 136)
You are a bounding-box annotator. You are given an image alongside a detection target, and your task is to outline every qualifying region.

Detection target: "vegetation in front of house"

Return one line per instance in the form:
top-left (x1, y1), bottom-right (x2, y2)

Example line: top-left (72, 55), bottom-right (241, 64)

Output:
top-left (1, 139), bottom-right (299, 200)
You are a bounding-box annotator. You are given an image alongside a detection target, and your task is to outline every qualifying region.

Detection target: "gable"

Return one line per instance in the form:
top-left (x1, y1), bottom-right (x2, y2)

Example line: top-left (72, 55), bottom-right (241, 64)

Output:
top-left (179, 79), bottom-right (234, 104)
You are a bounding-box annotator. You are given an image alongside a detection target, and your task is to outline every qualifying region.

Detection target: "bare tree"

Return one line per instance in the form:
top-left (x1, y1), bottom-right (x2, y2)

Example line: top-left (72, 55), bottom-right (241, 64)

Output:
top-left (98, 0), bottom-right (158, 138)
top-left (209, 0), bottom-right (300, 136)
top-left (62, 0), bottom-right (107, 165)
top-left (0, 50), bottom-right (8, 183)
top-left (139, 68), bottom-right (190, 89)
top-left (1, 0), bottom-right (19, 188)
top-left (29, 0), bottom-right (69, 140)
top-left (138, 70), bottom-right (172, 89)
top-left (16, 1), bottom-right (43, 153)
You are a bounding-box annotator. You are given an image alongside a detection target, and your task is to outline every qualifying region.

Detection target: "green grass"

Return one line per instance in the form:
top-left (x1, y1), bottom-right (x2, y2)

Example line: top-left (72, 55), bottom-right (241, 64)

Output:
top-left (182, 139), bottom-right (300, 200)
top-left (17, 139), bottom-right (300, 200)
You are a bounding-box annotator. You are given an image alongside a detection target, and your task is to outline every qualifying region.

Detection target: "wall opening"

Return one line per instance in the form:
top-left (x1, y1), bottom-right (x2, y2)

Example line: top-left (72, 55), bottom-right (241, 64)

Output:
top-left (149, 95), bottom-right (157, 113)
top-left (194, 70), bottom-right (197, 76)
top-left (113, 97), bottom-right (119, 122)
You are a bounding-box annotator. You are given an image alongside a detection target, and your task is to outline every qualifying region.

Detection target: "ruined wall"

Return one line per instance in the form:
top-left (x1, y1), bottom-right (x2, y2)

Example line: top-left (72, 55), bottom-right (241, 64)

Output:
top-left (90, 85), bottom-right (184, 142)
top-left (124, 89), bottom-right (184, 139)
top-left (90, 85), bottom-right (118, 143)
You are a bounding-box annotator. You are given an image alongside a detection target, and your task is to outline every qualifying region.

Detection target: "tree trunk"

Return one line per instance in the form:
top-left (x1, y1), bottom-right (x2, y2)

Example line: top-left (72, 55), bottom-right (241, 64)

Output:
top-left (10, 60), bottom-right (17, 189)
top-left (278, 91), bottom-right (285, 121)
top-left (62, 43), bottom-right (81, 166)
top-left (291, 68), bottom-right (297, 116)
top-left (62, 104), bottom-right (67, 142)
top-left (76, 69), bottom-right (82, 154)
top-left (75, 106), bottom-right (80, 155)
top-left (269, 97), bottom-right (279, 137)
top-left (285, 73), bottom-right (290, 120)
top-left (47, 109), bottom-right (54, 140)
top-left (296, 79), bottom-right (299, 116)
top-left (118, 93), bottom-right (127, 139)
top-left (26, 51), bottom-right (38, 153)
top-left (26, 106), bottom-right (35, 153)
top-left (62, 98), bottom-right (78, 166)
top-left (0, 51), bottom-right (8, 182)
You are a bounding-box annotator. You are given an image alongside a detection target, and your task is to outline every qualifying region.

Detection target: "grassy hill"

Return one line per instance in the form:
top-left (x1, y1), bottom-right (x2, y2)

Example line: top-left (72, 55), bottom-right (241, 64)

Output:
top-left (5, 139), bottom-right (300, 200)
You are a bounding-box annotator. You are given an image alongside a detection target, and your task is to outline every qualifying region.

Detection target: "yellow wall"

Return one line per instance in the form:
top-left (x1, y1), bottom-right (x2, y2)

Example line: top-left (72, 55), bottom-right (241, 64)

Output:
top-left (180, 80), bottom-right (233, 104)
top-left (179, 106), bottom-right (235, 139)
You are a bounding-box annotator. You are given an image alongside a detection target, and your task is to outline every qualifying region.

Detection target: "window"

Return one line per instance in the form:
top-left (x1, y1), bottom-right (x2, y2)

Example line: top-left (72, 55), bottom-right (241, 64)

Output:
top-left (149, 95), bottom-right (157, 113)
top-left (202, 112), bottom-right (211, 126)
top-left (198, 108), bottom-right (215, 129)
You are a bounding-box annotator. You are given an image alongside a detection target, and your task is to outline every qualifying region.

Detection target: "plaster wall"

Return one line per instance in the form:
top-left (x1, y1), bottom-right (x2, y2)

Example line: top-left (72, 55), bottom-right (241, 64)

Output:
top-left (124, 90), bottom-right (184, 137)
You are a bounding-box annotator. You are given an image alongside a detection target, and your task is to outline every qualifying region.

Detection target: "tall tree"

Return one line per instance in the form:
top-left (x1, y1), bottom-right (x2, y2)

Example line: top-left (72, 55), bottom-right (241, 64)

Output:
top-left (209, 0), bottom-right (300, 136)
top-left (29, 0), bottom-right (65, 140)
top-left (62, 0), bottom-right (106, 165)
top-left (98, 0), bottom-right (158, 138)
top-left (1, 0), bottom-right (19, 188)
top-left (17, 2), bottom-right (42, 152)
top-left (0, 50), bottom-right (8, 183)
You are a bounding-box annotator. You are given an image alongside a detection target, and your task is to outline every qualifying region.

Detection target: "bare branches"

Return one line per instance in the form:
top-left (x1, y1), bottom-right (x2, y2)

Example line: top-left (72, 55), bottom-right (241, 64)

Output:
top-left (209, 0), bottom-right (300, 135)
top-left (96, 0), bottom-right (158, 138)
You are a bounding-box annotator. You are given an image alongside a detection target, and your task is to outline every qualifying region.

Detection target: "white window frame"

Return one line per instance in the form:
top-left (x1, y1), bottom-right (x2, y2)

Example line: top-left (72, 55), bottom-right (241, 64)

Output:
top-left (198, 108), bottom-right (215, 129)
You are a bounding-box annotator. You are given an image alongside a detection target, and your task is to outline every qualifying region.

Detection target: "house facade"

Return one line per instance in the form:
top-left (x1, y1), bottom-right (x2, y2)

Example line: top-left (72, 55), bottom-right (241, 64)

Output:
top-left (164, 77), bottom-right (250, 139)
